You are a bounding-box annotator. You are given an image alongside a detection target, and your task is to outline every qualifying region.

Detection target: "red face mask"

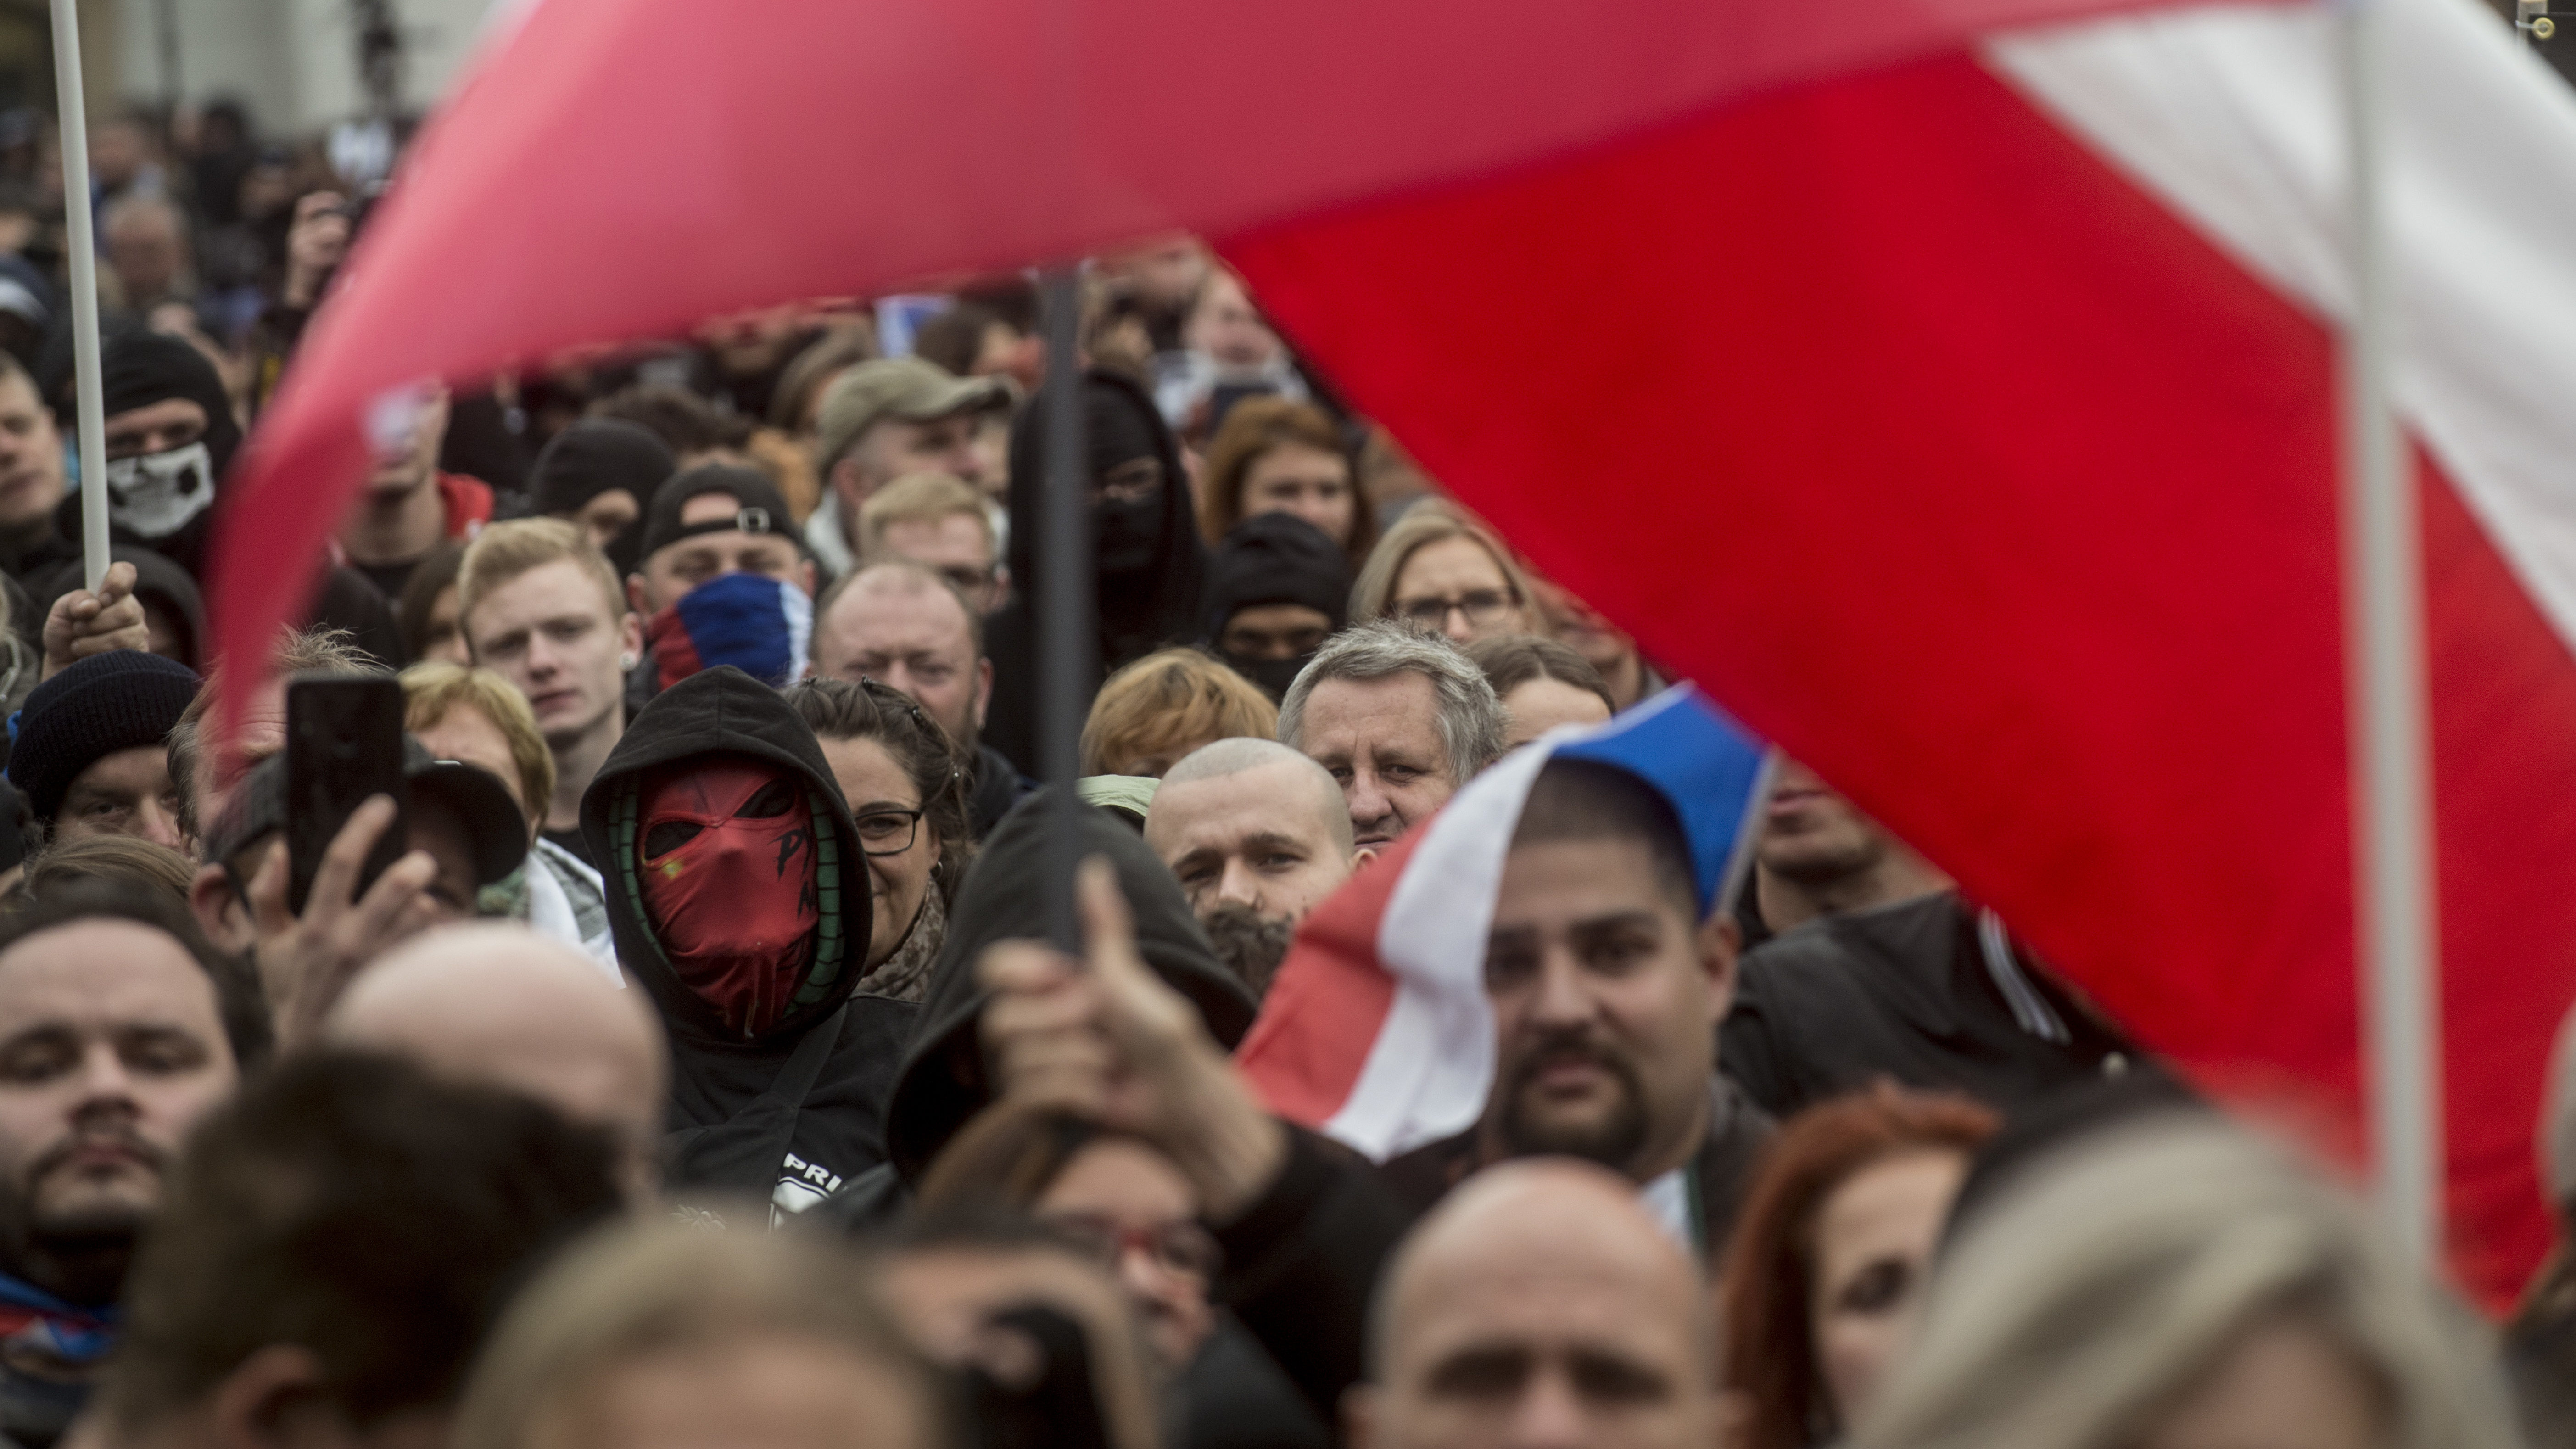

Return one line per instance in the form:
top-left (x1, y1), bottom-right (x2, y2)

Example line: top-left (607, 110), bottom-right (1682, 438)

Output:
top-left (636, 760), bottom-right (820, 1036)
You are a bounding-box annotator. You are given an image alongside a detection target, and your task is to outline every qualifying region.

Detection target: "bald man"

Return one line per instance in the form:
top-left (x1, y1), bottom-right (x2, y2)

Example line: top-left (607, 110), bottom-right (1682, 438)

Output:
top-left (1145, 737), bottom-right (1367, 994)
top-left (1351, 1161), bottom-right (1717, 1449)
top-left (323, 923), bottom-right (668, 1200)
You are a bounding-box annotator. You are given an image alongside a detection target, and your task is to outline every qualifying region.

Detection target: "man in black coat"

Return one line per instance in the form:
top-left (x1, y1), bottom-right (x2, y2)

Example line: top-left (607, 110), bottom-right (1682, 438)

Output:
top-left (1722, 761), bottom-right (2138, 1118)
top-left (579, 665), bottom-right (909, 1219)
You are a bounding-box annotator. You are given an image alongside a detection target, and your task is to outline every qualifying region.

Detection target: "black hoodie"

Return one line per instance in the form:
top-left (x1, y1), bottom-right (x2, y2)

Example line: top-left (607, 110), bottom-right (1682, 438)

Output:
top-left (815, 790), bottom-right (1257, 1225)
top-left (981, 369), bottom-right (1208, 775)
top-left (579, 666), bottom-right (913, 1215)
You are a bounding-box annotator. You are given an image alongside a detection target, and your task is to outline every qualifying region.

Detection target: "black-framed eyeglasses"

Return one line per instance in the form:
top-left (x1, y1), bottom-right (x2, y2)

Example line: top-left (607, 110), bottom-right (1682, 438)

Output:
top-left (1393, 589), bottom-right (1518, 631)
top-left (855, 807), bottom-right (926, 856)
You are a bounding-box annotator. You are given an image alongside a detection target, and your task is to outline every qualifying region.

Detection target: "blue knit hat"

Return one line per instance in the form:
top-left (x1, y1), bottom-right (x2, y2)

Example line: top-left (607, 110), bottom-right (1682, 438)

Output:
top-left (9, 650), bottom-right (200, 824)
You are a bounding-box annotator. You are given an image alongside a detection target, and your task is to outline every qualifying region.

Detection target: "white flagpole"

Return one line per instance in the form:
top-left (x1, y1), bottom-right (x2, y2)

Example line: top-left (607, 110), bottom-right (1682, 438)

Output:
top-left (49, 0), bottom-right (110, 593)
top-left (2337, 0), bottom-right (2443, 1264)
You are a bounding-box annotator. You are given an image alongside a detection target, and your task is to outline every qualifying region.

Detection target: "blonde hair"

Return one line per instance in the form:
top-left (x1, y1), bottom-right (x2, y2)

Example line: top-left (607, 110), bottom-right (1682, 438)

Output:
top-left (1853, 1115), bottom-right (2519, 1449)
top-left (859, 471), bottom-right (994, 557)
top-left (452, 1221), bottom-right (943, 1449)
top-left (456, 519), bottom-right (626, 641)
top-left (1079, 648), bottom-right (1279, 777)
top-left (398, 661), bottom-right (554, 824)
top-left (1349, 498), bottom-right (1535, 626)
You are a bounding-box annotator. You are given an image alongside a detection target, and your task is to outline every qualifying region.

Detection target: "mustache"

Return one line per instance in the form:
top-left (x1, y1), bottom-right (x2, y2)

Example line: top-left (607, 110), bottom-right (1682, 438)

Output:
top-left (32, 1125), bottom-right (164, 1183)
top-left (1503, 1028), bottom-right (1637, 1089)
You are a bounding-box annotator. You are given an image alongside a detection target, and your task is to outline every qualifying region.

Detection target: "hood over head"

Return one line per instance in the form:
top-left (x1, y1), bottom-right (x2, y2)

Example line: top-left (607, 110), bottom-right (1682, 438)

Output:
top-left (580, 666), bottom-right (871, 1047)
top-left (1005, 368), bottom-right (1204, 658)
top-left (883, 788), bottom-right (1255, 1180)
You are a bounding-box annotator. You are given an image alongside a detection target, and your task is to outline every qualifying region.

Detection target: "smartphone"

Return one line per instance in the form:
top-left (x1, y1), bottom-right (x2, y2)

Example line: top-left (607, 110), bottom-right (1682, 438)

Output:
top-left (285, 675), bottom-right (408, 915)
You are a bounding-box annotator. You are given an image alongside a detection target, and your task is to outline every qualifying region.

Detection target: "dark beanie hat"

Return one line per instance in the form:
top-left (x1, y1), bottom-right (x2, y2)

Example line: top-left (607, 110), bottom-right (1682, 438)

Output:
top-left (637, 462), bottom-right (800, 563)
top-left (93, 332), bottom-right (244, 479)
top-left (1201, 512), bottom-right (1352, 642)
top-left (529, 419), bottom-right (676, 517)
top-left (9, 649), bottom-right (201, 823)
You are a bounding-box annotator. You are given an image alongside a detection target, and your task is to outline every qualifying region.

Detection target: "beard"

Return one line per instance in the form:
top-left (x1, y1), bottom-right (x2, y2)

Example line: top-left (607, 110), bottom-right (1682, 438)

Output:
top-left (1494, 1029), bottom-right (1651, 1173)
top-left (0, 1133), bottom-right (163, 1307)
top-left (1199, 902), bottom-right (1295, 997)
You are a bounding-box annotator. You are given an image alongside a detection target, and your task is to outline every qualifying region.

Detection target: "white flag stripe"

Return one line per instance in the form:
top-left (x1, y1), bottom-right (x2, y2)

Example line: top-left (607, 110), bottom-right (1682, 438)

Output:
top-left (1988, 0), bottom-right (2576, 663)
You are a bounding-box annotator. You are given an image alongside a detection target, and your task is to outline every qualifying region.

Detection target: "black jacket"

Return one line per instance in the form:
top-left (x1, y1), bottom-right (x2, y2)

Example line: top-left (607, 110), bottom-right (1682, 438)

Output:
top-left (1721, 891), bottom-right (2137, 1119)
top-left (810, 792), bottom-right (1258, 1230)
top-left (579, 666), bottom-right (913, 1214)
top-left (969, 742), bottom-right (1034, 840)
top-left (1377, 1077), bottom-right (1774, 1257)
top-left (884, 789), bottom-right (1257, 1181)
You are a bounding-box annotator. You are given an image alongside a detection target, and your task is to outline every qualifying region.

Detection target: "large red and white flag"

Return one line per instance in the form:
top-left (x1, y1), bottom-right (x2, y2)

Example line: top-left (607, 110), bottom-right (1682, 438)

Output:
top-left (208, 0), bottom-right (2576, 1301)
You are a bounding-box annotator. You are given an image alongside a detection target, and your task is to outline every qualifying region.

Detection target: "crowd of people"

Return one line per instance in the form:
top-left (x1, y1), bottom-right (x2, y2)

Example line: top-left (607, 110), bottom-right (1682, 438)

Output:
top-left (0, 97), bottom-right (2551, 1449)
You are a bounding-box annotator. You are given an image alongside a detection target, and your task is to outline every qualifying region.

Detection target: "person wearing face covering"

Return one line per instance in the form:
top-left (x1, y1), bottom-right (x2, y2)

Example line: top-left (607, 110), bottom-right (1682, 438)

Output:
top-left (1200, 513), bottom-right (1350, 703)
top-left (579, 665), bottom-right (915, 1219)
top-left (51, 331), bottom-right (406, 662)
top-left (980, 369), bottom-right (1208, 776)
top-left (54, 332), bottom-right (242, 580)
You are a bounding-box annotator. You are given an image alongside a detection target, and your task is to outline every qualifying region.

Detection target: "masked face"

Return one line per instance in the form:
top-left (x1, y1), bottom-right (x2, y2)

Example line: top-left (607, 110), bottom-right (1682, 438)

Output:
top-left (102, 441), bottom-right (215, 540)
top-left (1089, 390), bottom-right (1167, 576)
top-left (1225, 649), bottom-right (1312, 704)
top-left (636, 760), bottom-right (822, 1037)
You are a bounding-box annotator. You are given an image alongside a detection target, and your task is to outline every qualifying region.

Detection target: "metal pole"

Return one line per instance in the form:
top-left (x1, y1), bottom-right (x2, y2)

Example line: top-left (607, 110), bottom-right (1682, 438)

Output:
top-left (1037, 268), bottom-right (1093, 952)
top-left (2337, 0), bottom-right (2443, 1264)
top-left (50, 0), bottom-right (110, 593)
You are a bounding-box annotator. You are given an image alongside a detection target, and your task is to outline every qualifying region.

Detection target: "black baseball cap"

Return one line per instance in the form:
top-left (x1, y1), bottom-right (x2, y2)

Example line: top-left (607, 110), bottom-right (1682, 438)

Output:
top-left (204, 736), bottom-right (527, 887)
top-left (637, 463), bottom-right (803, 563)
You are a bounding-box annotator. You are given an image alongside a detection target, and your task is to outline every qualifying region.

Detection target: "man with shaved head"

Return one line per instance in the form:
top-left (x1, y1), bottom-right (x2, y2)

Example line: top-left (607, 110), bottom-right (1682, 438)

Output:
top-left (1146, 736), bottom-right (1367, 994)
top-left (1351, 1161), bottom-right (1717, 1449)
top-left (323, 923), bottom-right (668, 1200)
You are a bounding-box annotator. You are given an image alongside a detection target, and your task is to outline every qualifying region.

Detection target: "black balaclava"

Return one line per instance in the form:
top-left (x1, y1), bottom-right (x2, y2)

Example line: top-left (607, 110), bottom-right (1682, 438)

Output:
top-left (56, 332), bottom-right (245, 579)
top-left (1201, 512), bottom-right (1350, 699)
top-left (1005, 369), bottom-right (1205, 669)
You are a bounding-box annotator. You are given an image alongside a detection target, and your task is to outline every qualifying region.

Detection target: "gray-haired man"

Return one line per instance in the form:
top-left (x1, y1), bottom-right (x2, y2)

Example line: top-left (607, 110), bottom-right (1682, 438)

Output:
top-left (1278, 620), bottom-right (1504, 850)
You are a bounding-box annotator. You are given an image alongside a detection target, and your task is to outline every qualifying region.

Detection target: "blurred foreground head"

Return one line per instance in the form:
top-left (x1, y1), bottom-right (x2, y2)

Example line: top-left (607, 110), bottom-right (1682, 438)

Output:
top-left (1354, 1159), bottom-right (1715, 1449)
top-left (455, 1221), bottom-right (945, 1449)
top-left (873, 1208), bottom-right (1162, 1449)
top-left (1852, 1115), bottom-right (2517, 1449)
top-left (324, 924), bottom-right (668, 1202)
top-left (94, 1052), bottom-right (626, 1449)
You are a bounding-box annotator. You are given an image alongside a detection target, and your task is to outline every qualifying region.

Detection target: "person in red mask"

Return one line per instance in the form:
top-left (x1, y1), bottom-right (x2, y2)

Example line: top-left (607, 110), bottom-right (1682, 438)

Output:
top-left (634, 758), bottom-right (827, 1038)
top-left (581, 666), bottom-right (895, 1219)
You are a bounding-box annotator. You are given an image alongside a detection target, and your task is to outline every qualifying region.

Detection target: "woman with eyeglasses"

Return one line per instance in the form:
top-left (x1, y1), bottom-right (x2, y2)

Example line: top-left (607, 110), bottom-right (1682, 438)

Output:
top-left (1349, 498), bottom-right (1538, 647)
top-left (784, 676), bottom-right (975, 1003)
top-left (918, 1098), bottom-right (1331, 1449)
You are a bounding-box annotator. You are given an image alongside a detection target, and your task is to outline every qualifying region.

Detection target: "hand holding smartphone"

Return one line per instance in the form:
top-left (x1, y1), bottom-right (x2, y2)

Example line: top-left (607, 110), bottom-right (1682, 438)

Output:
top-left (285, 675), bottom-right (408, 916)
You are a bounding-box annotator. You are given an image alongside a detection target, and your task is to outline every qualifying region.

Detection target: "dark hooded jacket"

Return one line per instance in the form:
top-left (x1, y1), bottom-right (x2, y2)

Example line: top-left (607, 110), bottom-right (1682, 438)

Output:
top-left (981, 369), bottom-right (1208, 774)
top-left (810, 791), bottom-right (1257, 1226)
top-left (579, 666), bottom-right (914, 1214)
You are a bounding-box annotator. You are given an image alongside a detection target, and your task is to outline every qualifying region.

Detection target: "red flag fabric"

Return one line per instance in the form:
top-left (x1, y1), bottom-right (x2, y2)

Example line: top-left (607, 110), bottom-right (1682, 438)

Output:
top-left (209, 0), bottom-right (2576, 1305)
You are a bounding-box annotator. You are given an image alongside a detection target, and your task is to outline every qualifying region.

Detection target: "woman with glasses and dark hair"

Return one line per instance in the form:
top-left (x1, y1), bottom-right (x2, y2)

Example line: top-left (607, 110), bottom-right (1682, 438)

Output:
top-left (917, 1098), bottom-right (1330, 1449)
top-left (783, 676), bottom-right (975, 1003)
top-left (1349, 498), bottom-right (1537, 647)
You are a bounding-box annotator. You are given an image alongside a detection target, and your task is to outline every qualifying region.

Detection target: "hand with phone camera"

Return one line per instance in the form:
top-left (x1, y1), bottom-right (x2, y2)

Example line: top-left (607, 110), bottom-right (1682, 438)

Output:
top-left (39, 560), bottom-right (148, 680)
top-left (249, 677), bottom-right (436, 1046)
top-left (246, 795), bottom-right (442, 1048)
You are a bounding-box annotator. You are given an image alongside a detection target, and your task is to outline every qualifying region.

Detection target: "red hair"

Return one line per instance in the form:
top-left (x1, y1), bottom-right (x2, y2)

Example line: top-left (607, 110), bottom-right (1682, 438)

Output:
top-left (1717, 1083), bottom-right (1999, 1449)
